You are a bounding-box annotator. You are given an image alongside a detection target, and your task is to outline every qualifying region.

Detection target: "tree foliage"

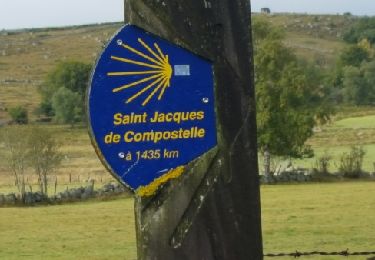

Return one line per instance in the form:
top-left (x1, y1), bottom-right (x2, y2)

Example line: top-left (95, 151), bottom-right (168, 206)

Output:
top-left (343, 17), bottom-right (375, 44)
top-left (339, 45), bottom-right (370, 67)
top-left (342, 62), bottom-right (375, 105)
top-left (39, 61), bottom-right (91, 123)
top-left (51, 87), bottom-right (82, 125)
top-left (253, 18), bottom-right (331, 157)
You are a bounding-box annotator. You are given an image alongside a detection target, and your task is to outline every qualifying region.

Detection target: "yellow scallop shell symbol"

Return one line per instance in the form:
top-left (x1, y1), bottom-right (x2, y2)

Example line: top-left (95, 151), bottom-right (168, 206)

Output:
top-left (107, 38), bottom-right (173, 106)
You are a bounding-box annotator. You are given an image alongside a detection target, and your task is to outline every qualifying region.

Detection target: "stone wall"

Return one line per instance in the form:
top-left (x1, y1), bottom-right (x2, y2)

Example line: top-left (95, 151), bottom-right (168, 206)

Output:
top-left (0, 182), bottom-right (131, 207)
top-left (260, 169), bottom-right (375, 184)
top-left (260, 170), bottom-right (313, 184)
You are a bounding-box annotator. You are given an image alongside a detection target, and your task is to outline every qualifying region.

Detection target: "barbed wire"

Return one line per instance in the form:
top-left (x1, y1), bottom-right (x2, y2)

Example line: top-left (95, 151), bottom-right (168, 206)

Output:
top-left (264, 249), bottom-right (375, 258)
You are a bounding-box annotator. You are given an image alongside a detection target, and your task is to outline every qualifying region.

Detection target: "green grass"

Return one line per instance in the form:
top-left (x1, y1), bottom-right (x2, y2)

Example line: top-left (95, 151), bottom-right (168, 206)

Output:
top-left (0, 197), bottom-right (136, 260)
top-left (262, 182), bottom-right (375, 260)
top-left (332, 115), bottom-right (375, 129)
top-left (0, 182), bottom-right (373, 259)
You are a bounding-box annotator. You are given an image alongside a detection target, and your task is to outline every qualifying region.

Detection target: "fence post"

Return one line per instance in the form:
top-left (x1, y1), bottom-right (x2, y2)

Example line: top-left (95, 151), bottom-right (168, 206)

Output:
top-left (124, 0), bottom-right (263, 259)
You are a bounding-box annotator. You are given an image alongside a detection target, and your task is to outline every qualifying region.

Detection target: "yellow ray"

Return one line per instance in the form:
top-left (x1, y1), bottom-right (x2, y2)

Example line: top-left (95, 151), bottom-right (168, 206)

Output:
top-left (154, 43), bottom-right (166, 60)
top-left (107, 70), bottom-right (160, 76)
top-left (164, 55), bottom-right (170, 64)
top-left (138, 38), bottom-right (165, 64)
top-left (112, 73), bottom-right (163, 93)
top-left (126, 75), bottom-right (166, 104)
top-left (142, 76), bottom-right (169, 106)
top-left (157, 84), bottom-right (168, 101)
top-left (111, 56), bottom-right (163, 70)
top-left (121, 43), bottom-right (164, 67)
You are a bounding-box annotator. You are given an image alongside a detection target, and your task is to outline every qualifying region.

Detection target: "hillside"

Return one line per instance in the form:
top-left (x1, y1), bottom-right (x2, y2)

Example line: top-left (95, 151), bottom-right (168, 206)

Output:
top-left (255, 13), bottom-right (354, 66)
top-left (0, 23), bottom-right (122, 122)
top-left (0, 15), bottom-right (354, 122)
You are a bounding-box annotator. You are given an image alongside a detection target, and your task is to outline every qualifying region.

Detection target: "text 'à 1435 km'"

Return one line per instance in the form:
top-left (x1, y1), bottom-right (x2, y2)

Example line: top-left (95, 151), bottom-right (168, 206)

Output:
top-left (119, 149), bottom-right (180, 161)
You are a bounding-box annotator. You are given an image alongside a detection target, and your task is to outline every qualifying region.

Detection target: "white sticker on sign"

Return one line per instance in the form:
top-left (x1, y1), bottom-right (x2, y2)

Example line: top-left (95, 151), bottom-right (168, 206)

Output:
top-left (174, 65), bottom-right (190, 76)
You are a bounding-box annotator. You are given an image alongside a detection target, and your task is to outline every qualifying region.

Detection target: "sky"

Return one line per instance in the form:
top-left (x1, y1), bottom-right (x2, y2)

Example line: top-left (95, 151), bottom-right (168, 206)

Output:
top-left (251, 0), bottom-right (375, 16)
top-left (0, 0), bottom-right (375, 30)
top-left (0, 0), bottom-right (124, 30)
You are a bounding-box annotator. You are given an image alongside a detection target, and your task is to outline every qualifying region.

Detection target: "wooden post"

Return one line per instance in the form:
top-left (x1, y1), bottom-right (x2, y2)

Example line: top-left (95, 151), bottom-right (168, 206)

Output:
top-left (124, 0), bottom-right (263, 259)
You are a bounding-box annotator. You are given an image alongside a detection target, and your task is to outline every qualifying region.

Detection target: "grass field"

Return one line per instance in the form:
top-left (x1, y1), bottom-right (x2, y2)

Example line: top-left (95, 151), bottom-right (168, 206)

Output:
top-left (0, 196), bottom-right (137, 260)
top-left (262, 182), bottom-right (375, 259)
top-left (0, 182), bottom-right (373, 259)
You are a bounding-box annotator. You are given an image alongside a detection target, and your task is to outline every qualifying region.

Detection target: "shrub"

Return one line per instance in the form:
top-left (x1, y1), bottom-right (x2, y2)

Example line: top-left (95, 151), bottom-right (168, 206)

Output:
top-left (338, 146), bottom-right (366, 178)
top-left (314, 152), bottom-right (332, 175)
top-left (8, 106), bottom-right (28, 124)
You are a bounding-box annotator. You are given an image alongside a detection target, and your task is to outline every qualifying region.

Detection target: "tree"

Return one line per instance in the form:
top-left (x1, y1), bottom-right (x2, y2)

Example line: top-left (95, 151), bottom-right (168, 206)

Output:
top-left (38, 61), bottom-right (91, 122)
top-left (340, 45), bottom-right (370, 67)
top-left (8, 106), bottom-right (28, 124)
top-left (253, 18), bottom-right (331, 160)
top-left (361, 61), bottom-right (375, 104)
top-left (342, 66), bottom-right (366, 105)
top-left (0, 126), bottom-right (63, 199)
top-left (341, 61), bottom-right (375, 105)
top-left (51, 87), bottom-right (82, 125)
top-left (0, 127), bottom-right (29, 201)
top-left (27, 127), bottom-right (62, 196)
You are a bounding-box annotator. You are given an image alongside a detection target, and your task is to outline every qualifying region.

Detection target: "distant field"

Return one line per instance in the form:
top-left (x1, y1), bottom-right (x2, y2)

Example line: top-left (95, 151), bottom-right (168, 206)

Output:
top-left (283, 32), bottom-right (346, 66)
top-left (333, 115), bottom-right (375, 129)
top-left (294, 144), bottom-right (375, 173)
top-left (0, 182), bottom-right (373, 259)
top-left (1, 109), bottom-right (375, 193)
top-left (262, 13), bottom-right (354, 40)
top-left (298, 113), bottom-right (375, 172)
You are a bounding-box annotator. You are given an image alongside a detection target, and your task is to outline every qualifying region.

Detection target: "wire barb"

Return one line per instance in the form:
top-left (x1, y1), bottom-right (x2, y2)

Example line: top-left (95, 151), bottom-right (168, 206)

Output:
top-left (264, 249), bottom-right (375, 258)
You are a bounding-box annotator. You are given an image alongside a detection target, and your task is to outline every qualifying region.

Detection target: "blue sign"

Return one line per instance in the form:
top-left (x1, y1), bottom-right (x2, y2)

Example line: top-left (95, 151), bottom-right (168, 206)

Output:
top-left (88, 25), bottom-right (217, 194)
